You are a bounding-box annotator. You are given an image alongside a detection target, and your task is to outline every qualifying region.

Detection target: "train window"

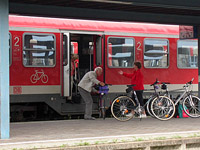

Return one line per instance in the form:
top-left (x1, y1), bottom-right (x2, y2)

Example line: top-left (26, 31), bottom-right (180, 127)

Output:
top-left (108, 37), bottom-right (134, 68)
top-left (23, 34), bottom-right (56, 67)
top-left (144, 39), bottom-right (169, 68)
top-left (177, 40), bottom-right (198, 68)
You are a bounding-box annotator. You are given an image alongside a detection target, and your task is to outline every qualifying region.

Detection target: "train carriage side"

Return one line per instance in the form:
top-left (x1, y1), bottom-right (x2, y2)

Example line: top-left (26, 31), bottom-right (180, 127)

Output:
top-left (104, 25), bottom-right (198, 101)
top-left (8, 16), bottom-right (198, 121)
top-left (9, 16), bottom-right (108, 120)
top-left (9, 29), bottom-right (66, 121)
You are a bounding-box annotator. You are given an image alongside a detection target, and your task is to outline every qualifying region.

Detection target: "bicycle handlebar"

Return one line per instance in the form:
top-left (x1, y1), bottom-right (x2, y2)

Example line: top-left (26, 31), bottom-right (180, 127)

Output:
top-left (161, 82), bottom-right (170, 84)
top-left (187, 78), bottom-right (194, 85)
top-left (150, 79), bottom-right (159, 86)
top-left (97, 84), bottom-right (112, 95)
top-left (105, 84), bottom-right (112, 86)
top-left (184, 78), bottom-right (194, 88)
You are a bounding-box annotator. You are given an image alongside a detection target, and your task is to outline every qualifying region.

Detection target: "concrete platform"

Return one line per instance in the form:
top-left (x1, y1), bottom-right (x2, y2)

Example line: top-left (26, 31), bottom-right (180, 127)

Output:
top-left (1, 117), bottom-right (200, 150)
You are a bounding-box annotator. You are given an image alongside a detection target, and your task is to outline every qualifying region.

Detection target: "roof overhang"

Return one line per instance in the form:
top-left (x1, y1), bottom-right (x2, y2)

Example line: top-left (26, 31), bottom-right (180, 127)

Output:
top-left (9, 0), bottom-right (200, 25)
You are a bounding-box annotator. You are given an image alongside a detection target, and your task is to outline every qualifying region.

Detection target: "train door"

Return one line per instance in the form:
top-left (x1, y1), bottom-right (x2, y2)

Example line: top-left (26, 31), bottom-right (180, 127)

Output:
top-left (76, 34), bottom-right (104, 81)
top-left (94, 35), bottom-right (104, 81)
top-left (63, 33), bottom-right (71, 97)
top-left (62, 32), bottom-right (104, 98)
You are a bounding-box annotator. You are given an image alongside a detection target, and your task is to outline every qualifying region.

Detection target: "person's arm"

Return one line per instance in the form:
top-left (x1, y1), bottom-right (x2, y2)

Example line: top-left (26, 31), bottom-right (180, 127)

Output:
top-left (89, 73), bottom-right (100, 85)
top-left (119, 70), bottom-right (134, 78)
top-left (123, 72), bottom-right (134, 78)
top-left (92, 87), bottom-right (98, 93)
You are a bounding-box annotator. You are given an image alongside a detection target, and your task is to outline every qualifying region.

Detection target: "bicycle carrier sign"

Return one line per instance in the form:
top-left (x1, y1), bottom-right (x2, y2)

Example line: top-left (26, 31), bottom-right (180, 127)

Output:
top-left (30, 69), bottom-right (48, 84)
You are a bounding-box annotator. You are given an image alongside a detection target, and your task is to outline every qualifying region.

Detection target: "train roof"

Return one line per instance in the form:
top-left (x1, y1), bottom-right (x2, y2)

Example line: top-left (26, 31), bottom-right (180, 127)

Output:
top-left (9, 15), bottom-right (179, 35)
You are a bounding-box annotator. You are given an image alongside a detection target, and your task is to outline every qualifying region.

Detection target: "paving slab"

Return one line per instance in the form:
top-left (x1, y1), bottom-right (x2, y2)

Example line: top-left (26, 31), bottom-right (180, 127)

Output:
top-left (0, 117), bottom-right (200, 149)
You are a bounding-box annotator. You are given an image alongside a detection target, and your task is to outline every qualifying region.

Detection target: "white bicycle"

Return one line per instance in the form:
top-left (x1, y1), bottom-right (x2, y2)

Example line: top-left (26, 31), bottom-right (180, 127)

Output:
top-left (151, 78), bottom-right (200, 121)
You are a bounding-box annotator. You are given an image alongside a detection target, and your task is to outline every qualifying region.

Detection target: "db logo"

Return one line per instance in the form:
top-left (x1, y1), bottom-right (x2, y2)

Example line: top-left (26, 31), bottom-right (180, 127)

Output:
top-left (13, 87), bottom-right (22, 94)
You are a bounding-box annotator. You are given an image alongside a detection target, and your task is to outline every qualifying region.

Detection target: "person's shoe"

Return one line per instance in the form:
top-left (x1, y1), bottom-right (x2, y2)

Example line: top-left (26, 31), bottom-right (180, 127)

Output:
top-left (141, 114), bottom-right (147, 118)
top-left (126, 113), bottom-right (133, 117)
top-left (84, 117), bottom-right (96, 120)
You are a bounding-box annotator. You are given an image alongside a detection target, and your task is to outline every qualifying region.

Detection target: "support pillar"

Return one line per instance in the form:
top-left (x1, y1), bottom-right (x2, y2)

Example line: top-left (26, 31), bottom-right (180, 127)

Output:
top-left (198, 26), bottom-right (200, 98)
top-left (0, 0), bottom-right (10, 139)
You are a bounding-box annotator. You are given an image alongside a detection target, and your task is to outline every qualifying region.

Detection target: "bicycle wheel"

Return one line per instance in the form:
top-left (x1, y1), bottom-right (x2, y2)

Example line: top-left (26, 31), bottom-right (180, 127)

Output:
top-left (183, 95), bottom-right (200, 118)
top-left (151, 96), bottom-right (175, 121)
top-left (99, 108), bottom-right (106, 119)
top-left (99, 97), bottom-right (106, 119)
top-left (102, 99), bottom-right (106, 120)
top-left (111, 96), bottom-right (136, 121)
top-left (146, 97), bottom-right (155, 118)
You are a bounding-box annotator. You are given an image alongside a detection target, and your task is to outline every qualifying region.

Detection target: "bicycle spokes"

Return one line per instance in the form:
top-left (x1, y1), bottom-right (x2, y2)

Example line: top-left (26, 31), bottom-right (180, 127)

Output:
top-left (111, 96), bottom-right (136, 121)
top-left (183, 95), bottom-right (200, 118)
top-left (151, 96), bottom-right (175, 121)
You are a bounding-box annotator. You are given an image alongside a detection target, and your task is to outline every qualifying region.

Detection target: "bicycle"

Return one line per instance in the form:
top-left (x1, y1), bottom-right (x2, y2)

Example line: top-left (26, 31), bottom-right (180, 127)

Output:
top-left (110, 78), bottom-right (169, 121)
top-left (145, 79), bottom-right (160, 117)
top-left (111, 84), bottom-right (148, 122)
top-left (151, 78), bottom-right (200, 121)
top-left (150, 81), bottom-right (173, 119)
top-left (98, 85), bottom-right (109, 120)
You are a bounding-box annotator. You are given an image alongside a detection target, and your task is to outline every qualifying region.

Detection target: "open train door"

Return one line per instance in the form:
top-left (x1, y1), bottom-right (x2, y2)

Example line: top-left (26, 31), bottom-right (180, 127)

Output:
top-left (94, 35), bottom-right (105, 82)
top-left (63, 33), bottom-right (71, 97)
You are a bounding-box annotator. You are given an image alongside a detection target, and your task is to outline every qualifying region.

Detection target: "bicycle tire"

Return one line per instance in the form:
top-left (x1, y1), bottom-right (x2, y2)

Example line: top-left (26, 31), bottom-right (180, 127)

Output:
top-left (151, 96), bottom-right (175, 121)
top-left (99, 96), bottom-right (106, 119)
top-left (102, 98), bottom-right (106, 120)
top-left (102, 108), bottom-right (106, 120)
top-left (111, 96), bottom-right (136, 121)
top-left (99, 108), bottom-right (106, 119)
top-left (183, 95), bottom-right (200, 118)
top-left (146, 97), bottom-right (155, 118)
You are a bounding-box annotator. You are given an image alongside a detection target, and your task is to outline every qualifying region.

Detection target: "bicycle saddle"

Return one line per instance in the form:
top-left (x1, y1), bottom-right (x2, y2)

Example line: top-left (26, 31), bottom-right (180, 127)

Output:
top-left (127, 84), bottom-right (136, 88)
top-left (161, 82), bottom-right (170, 90)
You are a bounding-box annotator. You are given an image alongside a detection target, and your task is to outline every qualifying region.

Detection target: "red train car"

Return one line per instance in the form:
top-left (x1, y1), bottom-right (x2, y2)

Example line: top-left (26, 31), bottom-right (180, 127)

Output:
top-left (9, 15), bottom-right (198, 121)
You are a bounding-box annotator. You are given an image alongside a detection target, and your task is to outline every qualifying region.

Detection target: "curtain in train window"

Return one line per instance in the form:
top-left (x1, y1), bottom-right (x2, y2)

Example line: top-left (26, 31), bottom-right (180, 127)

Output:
top-left (177, 40), bottom-right (198, 68)
top-left (23, 34), bottom-right (55, 67)
top-left (108, 37), bottom-right (134, 68)
top-left (144, 39), bottom-right (169, 68)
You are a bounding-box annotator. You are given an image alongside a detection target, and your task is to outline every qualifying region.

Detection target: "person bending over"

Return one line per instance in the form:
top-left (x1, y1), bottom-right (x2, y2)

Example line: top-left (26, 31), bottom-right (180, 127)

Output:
top-left (78, 67), bottom-right (105, 120)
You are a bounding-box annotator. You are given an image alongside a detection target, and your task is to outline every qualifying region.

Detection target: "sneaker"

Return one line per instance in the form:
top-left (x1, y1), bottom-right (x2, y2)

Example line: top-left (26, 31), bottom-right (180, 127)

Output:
top-left (141, 114), bottom-right (147, 118)
top-left (126, 113), bottom-right (133, 117)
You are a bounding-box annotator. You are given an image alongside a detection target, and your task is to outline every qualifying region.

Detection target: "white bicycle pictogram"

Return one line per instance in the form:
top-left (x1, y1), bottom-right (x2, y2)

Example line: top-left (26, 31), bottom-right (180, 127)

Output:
top-left (30, 69), bottom-right (48, 84)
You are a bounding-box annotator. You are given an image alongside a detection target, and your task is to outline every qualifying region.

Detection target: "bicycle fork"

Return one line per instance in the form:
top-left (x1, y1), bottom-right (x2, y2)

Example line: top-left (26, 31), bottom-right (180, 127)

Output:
top-left (188, 95), bottom-right (195, 107)
top-left (99, 94), bottom-right (106, 119)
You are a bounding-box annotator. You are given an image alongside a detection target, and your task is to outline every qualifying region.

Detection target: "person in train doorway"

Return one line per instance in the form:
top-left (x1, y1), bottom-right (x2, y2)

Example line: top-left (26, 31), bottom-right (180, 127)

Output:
top-left (68, 54), bottom-right (79, 101)
top-left (78, 67), bottom-right (105, 120)
top-left (118, 61), bottom-right (147, 118)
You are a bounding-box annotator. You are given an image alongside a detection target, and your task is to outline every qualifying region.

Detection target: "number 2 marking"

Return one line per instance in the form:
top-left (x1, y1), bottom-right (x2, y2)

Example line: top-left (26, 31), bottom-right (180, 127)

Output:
top-left (14, 37), bottom-right (20, 47)
top-left (137, 42), bottom-right (142, 50)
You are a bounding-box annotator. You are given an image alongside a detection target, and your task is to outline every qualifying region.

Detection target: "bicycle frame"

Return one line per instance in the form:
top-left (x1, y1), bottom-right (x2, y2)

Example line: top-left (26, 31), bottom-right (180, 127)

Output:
top-left (132, 91), bottom-right (140, 107)
top-left (174, 84), bottom-right (192, 106)
top-left (98, 85), bottom-right (109, 119)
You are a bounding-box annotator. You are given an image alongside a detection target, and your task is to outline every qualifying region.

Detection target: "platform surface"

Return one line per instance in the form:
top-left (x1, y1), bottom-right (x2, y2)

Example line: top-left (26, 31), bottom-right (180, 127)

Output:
top-left (1, 117), bottom-right (200, 149)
